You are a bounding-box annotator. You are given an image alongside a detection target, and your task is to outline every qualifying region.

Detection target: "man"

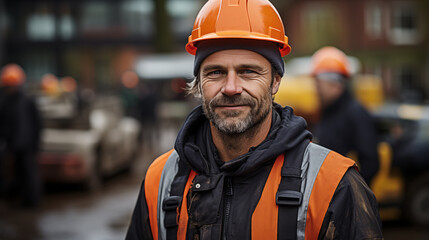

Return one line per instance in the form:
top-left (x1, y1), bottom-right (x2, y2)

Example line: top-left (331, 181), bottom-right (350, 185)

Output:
top-left (126, 0), bottom-right (383, 239)
top-left (310, 46), bottom-right (379, 185)
top-left (0, 63), bottom-right (42, 207)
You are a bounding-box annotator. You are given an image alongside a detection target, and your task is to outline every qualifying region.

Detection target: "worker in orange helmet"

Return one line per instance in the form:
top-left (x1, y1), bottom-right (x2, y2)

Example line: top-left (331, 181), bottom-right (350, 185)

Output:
top-left (0, 63), bottom-right (26, 87)
top-left (126, 1), bottom-right (382, 239)
top-left (0, 63), bottom-right (42, 208)
top-left (311, 46), bottom-right (380, 185)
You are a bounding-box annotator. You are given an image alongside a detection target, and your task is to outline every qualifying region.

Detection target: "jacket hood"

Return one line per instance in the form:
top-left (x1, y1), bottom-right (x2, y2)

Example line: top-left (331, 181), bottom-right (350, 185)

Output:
top-left (174, 104), bottom-right (312, 176)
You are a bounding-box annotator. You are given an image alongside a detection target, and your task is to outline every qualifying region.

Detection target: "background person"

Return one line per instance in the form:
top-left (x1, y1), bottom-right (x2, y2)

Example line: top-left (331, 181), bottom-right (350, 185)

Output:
top-left (310, 46), bottom-right (380, 185)
top-left (0, 63), bottom-right (42, 208)
top-left (126, 1), bottom-right (382, 239)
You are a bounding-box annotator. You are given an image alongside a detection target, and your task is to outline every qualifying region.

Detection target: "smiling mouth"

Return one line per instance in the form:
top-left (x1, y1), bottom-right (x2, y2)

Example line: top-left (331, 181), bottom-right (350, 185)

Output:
top-left (217, 104), bottom-right (249, 108)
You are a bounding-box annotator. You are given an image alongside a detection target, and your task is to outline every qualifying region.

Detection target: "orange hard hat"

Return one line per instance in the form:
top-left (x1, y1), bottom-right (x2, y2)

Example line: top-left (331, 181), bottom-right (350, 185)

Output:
top-left (61, 76), bottom-right (77, 92)
top-left (121, 71), bottom-right (139, 89)
top-left (41, 73), bottom-right (60, 95)
top-left (186, 0), bottom-right (291, 57)
top-left (311, 46), bottom-right (351, 77)
top-left (0, 63), bottom-right (26, 86)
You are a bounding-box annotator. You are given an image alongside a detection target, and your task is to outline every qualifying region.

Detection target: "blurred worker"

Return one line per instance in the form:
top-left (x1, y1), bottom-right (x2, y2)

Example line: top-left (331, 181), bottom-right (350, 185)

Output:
top-left (126, 1), bottom-right (382, 239)
top-left (137, 80), bottom-right (159, 152)
top-left (311, 46), bottom-right (379, 185)
top-left (0, 63), bottom-right (42, 208)
top-left (120, 71), bottom-right (141, 119)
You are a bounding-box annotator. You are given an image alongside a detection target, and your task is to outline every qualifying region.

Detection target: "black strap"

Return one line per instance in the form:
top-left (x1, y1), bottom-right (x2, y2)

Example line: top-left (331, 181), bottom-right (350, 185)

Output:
top-left (277, 140), bottom-right (309, 240)
top-left (163, 158), bottom-right (190, 240)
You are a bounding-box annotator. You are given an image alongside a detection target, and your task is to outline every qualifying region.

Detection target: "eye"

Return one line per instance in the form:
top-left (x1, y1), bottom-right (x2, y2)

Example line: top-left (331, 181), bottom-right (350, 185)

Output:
top-left (205, 70), bottom-right (225, 78)
top-left (209, 70), bottom-right (223, 75)
top-left (239, 69), bottom-right (259, 77)
top-left (242, 69), bottom-right (256, 74)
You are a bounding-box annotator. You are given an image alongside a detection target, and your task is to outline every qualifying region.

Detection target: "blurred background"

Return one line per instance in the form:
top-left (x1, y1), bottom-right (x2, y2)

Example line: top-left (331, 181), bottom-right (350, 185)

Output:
top-left (0, 0), bottom-right (428, 239)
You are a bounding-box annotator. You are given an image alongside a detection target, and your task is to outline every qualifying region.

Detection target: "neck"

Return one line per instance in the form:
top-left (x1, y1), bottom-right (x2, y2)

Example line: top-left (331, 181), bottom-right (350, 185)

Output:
top-left (210, 110), bottom-right (272, 162)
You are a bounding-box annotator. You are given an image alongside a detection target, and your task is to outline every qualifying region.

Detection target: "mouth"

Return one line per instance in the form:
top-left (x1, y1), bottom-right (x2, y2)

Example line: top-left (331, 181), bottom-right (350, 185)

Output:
top-left (216, 104), bottom-right (249, 110)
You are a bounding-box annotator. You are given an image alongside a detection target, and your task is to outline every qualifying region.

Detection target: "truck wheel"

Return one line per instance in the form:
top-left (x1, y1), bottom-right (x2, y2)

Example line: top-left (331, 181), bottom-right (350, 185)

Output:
top-left (404, 173), bottom-right (429, 226)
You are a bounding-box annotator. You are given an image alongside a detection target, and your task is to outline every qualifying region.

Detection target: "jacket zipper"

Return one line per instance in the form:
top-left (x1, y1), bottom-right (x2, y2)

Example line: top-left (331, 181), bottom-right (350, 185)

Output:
top-left (223, 177), bottom-right (233, 240)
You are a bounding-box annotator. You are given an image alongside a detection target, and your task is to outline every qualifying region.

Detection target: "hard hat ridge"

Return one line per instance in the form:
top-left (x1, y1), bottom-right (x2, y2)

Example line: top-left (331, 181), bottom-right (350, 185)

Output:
top-left (186, 0), bottom-right (291, 57)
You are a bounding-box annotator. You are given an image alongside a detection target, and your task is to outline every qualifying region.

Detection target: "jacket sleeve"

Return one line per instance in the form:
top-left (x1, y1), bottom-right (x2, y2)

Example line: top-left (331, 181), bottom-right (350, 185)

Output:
top-left (318, 168), bottom-right (383, 240)
top-left (125, 179), bottom-right (154, 240)
top-left (350, 102), bottom-right (379, 184)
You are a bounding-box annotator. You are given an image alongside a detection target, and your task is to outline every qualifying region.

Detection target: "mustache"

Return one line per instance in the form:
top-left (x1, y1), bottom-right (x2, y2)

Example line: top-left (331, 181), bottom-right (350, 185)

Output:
top-left (210, 95), bottom-right (256, 108)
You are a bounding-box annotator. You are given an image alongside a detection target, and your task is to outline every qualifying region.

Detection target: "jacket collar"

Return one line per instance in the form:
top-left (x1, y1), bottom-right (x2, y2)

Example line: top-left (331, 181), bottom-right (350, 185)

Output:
top-left (174, 104), bottom-right (312, 176)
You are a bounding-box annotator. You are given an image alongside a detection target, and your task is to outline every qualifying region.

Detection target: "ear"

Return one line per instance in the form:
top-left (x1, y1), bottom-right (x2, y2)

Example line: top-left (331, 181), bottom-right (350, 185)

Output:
top-left (271, 74), bottom-right (282, 95)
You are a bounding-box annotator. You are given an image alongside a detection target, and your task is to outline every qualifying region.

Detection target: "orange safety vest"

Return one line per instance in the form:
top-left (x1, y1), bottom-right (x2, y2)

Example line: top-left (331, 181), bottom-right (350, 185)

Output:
top-left (145, 144), bottom-right (355, 240)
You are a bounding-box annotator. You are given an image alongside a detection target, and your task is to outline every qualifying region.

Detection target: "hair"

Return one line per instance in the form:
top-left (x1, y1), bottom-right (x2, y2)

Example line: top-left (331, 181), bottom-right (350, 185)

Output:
top-left (186, 74), bottom-right (201, 98)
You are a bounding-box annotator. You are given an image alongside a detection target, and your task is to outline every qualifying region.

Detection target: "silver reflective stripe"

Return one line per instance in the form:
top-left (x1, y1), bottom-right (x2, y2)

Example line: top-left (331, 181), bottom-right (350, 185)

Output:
top-left (297, 143), bottom-right (331, 240)
top-left (157, 150), bottom-right (180, 240)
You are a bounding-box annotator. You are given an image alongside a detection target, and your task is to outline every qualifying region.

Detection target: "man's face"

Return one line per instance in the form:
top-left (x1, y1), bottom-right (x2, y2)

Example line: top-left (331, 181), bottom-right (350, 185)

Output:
top-left (315, 75), bottom-right (344, 108)
top-left (199, 49), bottom-right (281, 135)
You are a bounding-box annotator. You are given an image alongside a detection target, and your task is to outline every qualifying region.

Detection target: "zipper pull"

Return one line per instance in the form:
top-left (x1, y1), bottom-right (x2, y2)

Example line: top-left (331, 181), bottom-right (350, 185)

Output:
top-left (226, 178), bottom-right (233, 196)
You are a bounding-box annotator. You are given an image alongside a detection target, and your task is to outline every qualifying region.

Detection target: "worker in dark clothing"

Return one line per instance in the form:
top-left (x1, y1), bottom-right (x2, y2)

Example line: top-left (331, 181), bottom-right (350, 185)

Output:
top-left (126, 1), bottom-right (383, 239)
top-left (138, 82), bottom-right (159, 151)
top-left (311, 46), bottom-right (379, 185)
top-left (0, 63), bottom-right (42, 208)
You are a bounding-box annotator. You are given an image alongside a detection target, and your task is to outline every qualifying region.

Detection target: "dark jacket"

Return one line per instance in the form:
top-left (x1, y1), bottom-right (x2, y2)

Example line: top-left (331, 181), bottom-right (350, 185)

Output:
top-left (0, 87), bottom-right (41, 153)
top-left (312, 90), bottom-right (379, 184)
top-left (126, 104), bottom-right (383, 240)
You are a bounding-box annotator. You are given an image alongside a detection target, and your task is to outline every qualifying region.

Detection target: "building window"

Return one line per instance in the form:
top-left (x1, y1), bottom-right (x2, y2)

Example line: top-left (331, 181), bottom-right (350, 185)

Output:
top-left (120, 0), bottom-right (154, 37)
top-left (20, 50), bottom-right (56, 83)
top-left (26, 3), bottom-right (55, 41)
top-left (388, 2), bottom-right (421, 45)
top-left (365, 2), bottom-right (383, 39)
top-left (167, 0), bottom-right (201, 37)
top-left (81, 2), bottom-right (111, 34)
top-left (396, 66), bottom-right (423, 102)
top-left (302, 2), bottom-right (342, 49)
top-left (59, 4), bottom-right (75, 40)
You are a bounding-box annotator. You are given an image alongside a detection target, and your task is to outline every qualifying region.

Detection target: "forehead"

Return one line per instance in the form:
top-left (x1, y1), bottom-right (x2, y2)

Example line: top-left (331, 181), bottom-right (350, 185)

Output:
top-left (201, 49), bottom-right (270, 68)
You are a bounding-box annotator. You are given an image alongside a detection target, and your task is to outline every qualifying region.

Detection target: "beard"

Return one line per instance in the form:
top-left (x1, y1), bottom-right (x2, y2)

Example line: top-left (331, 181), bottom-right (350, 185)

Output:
top-left (202, 89), bottom-right (272, 135)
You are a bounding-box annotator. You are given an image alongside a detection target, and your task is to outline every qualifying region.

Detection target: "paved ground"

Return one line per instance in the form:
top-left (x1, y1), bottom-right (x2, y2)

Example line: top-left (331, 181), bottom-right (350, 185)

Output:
top-left (0, 158), bottom-right (145, 240)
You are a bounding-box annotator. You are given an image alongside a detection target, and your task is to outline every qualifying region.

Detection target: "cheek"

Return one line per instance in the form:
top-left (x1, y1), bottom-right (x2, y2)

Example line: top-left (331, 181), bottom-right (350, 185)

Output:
top-left (244, 81), bottom-right (271, 99)
top-left (201, 81), bottom-right (221, 99)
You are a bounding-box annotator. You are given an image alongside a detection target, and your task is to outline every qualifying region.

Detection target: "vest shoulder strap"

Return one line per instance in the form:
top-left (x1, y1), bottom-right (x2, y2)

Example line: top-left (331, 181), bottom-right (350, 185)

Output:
top-left (253, 142), bottom-right (340, 240)
top-left (145, 149), bottom-right (176, 240)
top-left (277, 140), bottom-right (308, 240)
top-left (162, 151), bottom-right (190, 240)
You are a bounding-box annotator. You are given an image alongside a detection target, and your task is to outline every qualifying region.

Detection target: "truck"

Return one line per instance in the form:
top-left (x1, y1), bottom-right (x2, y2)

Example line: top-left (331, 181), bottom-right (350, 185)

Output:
top-left (37, 91), bottom-right (141, 191)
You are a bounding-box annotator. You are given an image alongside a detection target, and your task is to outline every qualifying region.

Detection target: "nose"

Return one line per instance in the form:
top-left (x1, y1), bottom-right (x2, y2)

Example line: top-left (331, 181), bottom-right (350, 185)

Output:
top-left (221, 71), bottom-right (242, 96)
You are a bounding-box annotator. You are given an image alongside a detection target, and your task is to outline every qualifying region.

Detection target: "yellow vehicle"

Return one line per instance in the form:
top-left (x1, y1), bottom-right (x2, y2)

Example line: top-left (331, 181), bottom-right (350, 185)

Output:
top-left (275, 75), bottom-right (320, 126)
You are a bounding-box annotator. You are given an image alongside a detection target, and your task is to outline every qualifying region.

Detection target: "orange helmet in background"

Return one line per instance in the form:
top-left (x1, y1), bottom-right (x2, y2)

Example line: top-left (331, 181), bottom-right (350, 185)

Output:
top-left (41, 73), bottom-right (60, 95)
top-left (121, 71), bottom-right (139, 89)
top-left (0, 63), bottom-right (26, 86)
top-left (185, 0), bottom-right (291, 57)
top-left (61, 76), bottom-right (77, 93)
top-left (311, 46), bottom-right (351, 77)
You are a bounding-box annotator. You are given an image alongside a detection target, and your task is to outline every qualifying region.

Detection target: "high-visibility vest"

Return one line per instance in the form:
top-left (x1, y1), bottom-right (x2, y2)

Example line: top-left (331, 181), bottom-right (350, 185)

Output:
top-left (145, 143), bottom-right (355, 240)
